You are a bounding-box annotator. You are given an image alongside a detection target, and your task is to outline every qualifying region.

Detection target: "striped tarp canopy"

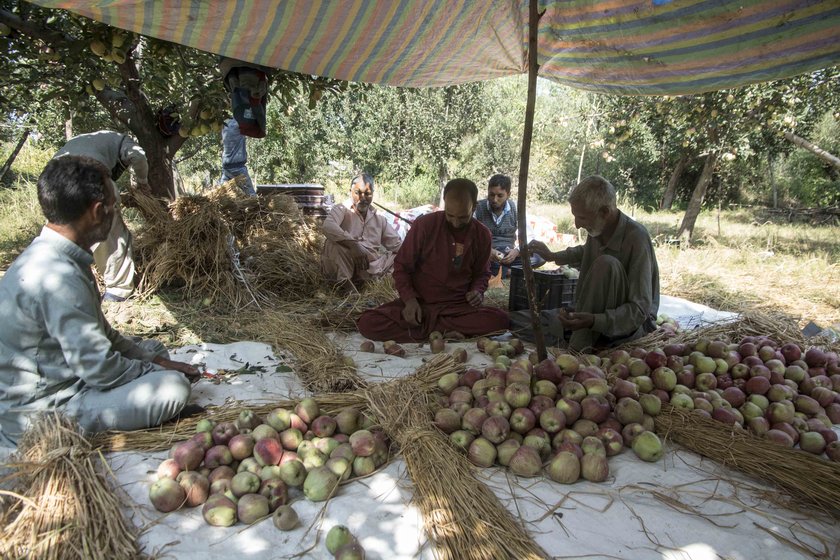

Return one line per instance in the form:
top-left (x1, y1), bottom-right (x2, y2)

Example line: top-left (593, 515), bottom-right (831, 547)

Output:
top-left (32, 0), bottom-right (840, 94)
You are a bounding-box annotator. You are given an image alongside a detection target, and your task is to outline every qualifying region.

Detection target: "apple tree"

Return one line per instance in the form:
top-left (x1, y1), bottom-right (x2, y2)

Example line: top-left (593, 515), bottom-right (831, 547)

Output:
top-left (0, 1), bottom-right (329, 198)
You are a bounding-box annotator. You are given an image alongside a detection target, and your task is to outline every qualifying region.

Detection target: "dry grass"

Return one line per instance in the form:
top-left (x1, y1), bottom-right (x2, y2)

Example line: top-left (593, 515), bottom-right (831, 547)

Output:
top-left (654, 404), bottom-right (840, 520)
top-left (235, 309), bottom-right (366, 393)
top-left (364, 366), bottom-right (547, 560)
top-left (0, 414), bottom-right (139, 559)
top-left (129, 182), bottom-right (328, 310)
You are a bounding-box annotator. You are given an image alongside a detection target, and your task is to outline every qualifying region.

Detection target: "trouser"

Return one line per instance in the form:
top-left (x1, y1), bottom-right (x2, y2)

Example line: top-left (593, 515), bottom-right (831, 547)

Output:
top-left (63, 339), bottom-right (191, 434)
top-left (321, 241), bottom-right (396, 285)
top-left (0, 340), bottom-right (191, 447)
top-left (510, 255), bottom-right (647, 351)
top-left (357, 300), bottom-right (510, 343)
top-left (222, 165), bottom-right (256, 196)
top-left (91, 180), bottom-right (135, 298)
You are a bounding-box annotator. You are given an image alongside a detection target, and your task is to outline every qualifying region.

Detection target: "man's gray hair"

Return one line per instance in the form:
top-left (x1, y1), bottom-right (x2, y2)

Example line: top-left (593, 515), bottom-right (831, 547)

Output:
top-left (568, 175), bottom-right (616, 211)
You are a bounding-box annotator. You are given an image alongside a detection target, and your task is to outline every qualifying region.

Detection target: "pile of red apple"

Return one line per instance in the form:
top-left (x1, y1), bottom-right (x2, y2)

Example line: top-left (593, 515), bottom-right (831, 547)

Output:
top-left (432, 335), bottom-right (839, 485)
top-left (433, 355), bottom-right (665, 485)
top-left (148, 399), bottom-right (390, 529)
top-left (611, 336), bottom-right (839, 459)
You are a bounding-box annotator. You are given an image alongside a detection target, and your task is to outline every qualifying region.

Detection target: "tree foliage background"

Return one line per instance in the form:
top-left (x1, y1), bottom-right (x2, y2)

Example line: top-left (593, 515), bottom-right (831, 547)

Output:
top-left (1, 2), bottom-right (838, 214)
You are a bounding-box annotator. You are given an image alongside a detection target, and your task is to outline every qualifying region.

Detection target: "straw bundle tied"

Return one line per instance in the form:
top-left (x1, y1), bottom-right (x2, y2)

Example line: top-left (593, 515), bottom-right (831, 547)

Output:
top-left (365, 374), bottom-right (547, 559)
top-left (94, 354), bottom-right (461, 452)
top-left (0, 414), bottom-right (139, 559)
top-left (654, 404), bottom-right (840, 520)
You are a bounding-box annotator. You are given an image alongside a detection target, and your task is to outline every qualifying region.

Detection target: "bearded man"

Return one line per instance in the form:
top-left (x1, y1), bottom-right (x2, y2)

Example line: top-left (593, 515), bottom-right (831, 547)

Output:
top-left (321, 174), bottom-right (402, 292)
top-left (0, 156), bottom-right (198, 447)
top-left (527, 175), bottom-right (660, 351)
top-left (357, 178), bottom-right (509, 342)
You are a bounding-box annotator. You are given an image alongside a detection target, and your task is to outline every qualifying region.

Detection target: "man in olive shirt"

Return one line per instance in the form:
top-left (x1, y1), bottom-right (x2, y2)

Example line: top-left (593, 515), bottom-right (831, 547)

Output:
top-left (528, 175), bottom-right (660, 351)
top-left (0, 156), bottom-right (198, 447)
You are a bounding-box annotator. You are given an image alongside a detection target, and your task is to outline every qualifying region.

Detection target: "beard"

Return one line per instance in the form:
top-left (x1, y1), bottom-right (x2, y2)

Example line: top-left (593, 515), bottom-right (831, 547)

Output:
top-left (585, 216), bottom-right (607, 238)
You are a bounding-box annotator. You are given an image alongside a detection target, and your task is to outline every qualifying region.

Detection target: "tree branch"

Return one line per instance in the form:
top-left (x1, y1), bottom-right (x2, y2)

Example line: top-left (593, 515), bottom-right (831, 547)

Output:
top-left (0, 8), bottom-right (80, 48)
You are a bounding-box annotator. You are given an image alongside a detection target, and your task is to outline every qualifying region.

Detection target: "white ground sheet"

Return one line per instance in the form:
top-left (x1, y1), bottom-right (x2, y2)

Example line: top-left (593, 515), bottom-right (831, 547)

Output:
top-left (13, 295), bottom-right (840, 559)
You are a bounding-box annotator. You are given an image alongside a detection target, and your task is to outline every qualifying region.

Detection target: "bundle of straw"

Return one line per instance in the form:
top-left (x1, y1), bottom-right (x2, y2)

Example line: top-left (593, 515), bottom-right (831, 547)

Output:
top-left (620, 311), bottom-right (810, 352)
top-left (242, 232), bottom-right (324, 301)
top-left (365, 375), bottom-right (546, 560)
top-left (654, 404), bottom-right (840, 519)
top-left (0, 414), bottom-right (139, 559)
top-left (133, 183), bottom-right (330, 307)
top-left (135, 194), bottom-right (247, 306)
top-left (94, 354), bottom-right (461, 452)
top-left (236, 309), bottom-right (366, 393)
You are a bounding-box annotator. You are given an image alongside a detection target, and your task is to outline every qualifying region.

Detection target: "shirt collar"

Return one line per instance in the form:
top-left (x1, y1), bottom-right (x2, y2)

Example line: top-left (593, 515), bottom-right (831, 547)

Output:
top-left (39, 226), bottom-right (95, 267)
top-left (603, 211), bottom-right (629, 252)
top-left (488, 199), bottom-right (511, 214)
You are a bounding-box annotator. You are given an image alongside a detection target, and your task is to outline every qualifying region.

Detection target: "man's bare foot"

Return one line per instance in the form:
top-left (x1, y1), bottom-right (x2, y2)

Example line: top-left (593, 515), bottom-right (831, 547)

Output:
top-left (443, 330), bottom-right (465, 341)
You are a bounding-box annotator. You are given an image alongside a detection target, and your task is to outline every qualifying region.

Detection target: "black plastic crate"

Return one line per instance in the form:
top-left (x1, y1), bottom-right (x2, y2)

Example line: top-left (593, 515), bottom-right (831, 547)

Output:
top-left (508, 266), bottom-right (577, 312)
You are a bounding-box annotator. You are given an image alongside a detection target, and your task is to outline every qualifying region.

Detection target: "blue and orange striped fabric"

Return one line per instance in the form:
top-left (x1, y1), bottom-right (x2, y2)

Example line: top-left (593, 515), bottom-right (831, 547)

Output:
top-left (32, 0), bottom-right (840, 94)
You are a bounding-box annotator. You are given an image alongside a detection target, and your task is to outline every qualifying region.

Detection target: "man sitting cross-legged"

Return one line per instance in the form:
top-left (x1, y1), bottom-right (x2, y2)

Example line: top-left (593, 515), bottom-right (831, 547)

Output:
top-left (357, 178), bottom-right (509, 342)
top-left (0, 156), bottom-right (199, 447)
top-left (321, 174), bottom-right (402, 293)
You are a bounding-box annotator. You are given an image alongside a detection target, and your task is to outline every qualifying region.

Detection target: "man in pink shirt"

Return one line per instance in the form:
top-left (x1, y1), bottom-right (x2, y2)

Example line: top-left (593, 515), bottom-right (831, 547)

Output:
top-left (357, 178), bottom-right (510, 342)
top-left (321, 174), bottom-right (402, 292)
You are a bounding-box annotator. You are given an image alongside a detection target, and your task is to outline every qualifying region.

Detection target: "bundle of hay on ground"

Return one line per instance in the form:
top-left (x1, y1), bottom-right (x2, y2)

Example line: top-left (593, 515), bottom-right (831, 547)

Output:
top-left (134, 192), bottom-right (247, 306)
top-left (0, 414), bottom-right (139, 559)
top-left (132, 181), bottom-right (327, 307)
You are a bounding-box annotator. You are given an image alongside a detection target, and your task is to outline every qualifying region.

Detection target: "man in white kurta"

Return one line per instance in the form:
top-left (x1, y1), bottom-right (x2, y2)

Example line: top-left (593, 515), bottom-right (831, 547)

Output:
top-left (0, 156), bottom-right (198, 447)
top-left (321, 175), bottom-right (402, 291)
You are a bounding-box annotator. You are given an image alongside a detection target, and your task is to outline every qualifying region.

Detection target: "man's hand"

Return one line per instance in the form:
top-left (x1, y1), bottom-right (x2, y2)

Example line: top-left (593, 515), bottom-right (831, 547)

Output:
top-left (557, 308), bottom-right (595, 331)
top-left (527, 240), bottom-right (554, 261)
top-left (500, 247), bottom-right (519, 265)
top-left (153, 356), bottom-right (200, 377)
top-left (466, 290), bottom-right (483, 307)
top-left (349, 242), bottom-right (374, 271)
top-left (402, 298), bottom-right (423, 326)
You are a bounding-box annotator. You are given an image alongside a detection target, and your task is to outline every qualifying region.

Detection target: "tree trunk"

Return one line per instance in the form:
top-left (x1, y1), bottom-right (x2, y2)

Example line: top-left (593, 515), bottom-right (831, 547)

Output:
top-left (768, 152), bottom-right (777, 208)
top-left (660, 153), bottom-right (687, 210)
top-left (516, 0), bottom-right (547, 360)
top-left (93, 49), bottom-right (192, 200)
top-left (64, 105), bottom-right (73, 141)
top-left (437, 163), bottom-right (449, 206)
top-left (677, 151), bottom-right (717, 244)
top-left (783, 131), bottom-right (840, 170)
top-left (0, 128), bottom-right (30, 185)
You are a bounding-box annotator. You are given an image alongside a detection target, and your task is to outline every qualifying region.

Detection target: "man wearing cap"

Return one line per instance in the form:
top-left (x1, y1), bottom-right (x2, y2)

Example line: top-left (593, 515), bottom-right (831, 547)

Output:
top-left (53, 130), bottom-right (149, 302)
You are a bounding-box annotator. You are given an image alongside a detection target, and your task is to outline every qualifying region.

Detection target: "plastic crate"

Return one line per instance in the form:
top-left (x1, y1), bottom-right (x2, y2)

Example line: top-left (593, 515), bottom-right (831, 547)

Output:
top-left (508, 266), bottom-right (577, 312)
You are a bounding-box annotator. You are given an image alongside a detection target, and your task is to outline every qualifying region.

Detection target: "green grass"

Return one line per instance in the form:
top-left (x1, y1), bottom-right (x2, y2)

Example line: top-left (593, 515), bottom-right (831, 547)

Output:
top-left (2, 141), bottom-right (838, 332)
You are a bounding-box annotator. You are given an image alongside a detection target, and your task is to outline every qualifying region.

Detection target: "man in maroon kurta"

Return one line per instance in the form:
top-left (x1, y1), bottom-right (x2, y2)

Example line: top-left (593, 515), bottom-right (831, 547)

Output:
top-left (357, 179), bottom-right (510, 342)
